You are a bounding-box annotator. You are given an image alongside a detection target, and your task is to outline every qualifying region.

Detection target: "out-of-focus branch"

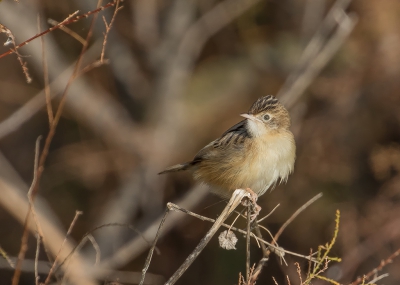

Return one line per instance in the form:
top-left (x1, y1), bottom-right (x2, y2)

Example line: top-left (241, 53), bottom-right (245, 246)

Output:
top-left (0, 1), bottom-right (119, 59)
top-left (0, 258), bottom-right (165, 285)
top-left (278, 0), bottom-right (356, 109)
top-left (133, 0), bottom-right (159, 48)
top-left (91, 185), bottom-right (209, 278)
top-left (0, 154), bottom-right (95, 285)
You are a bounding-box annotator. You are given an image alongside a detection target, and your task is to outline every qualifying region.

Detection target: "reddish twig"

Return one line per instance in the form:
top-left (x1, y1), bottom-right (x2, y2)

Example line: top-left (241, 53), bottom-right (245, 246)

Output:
top-left (0, 0), bottom-right (118, 60)
top-left (349, 247), bottom-right (400, 285)
top-left (100, 0), bottom-right (122, 62)
top-left (0, 24), bottom-right (32, 83)
top-left (11, 1), bottom-right (105, 284)
top-left (43, 211), bottom-right (83, 285)
top-left (272, 193), bottom-right (323, 245)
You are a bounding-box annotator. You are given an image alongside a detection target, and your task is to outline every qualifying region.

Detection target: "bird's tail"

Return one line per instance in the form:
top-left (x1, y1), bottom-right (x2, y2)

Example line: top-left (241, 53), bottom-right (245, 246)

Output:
top-left (158, 162), bottom-right (192, 174)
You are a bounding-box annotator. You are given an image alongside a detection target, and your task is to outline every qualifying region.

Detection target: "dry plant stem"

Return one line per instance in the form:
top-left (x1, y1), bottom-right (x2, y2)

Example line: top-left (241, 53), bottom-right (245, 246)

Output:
top-left (38, 16), bottom-right (53, 124)
top-left (13, 136), bottom-right (43, 285)
top-left (249, 224), bottom-right (271, 284)
top-left (246, 205), bottom-right (251, 283)
top-left (47, 19), bottom-right (86, 45)
top-left (139, 208), bottom-right (170, 285)
top-left (165, 189), bottom-right (250, 285)
top-left (368, 273), bottom-right (389, 284)
top-left (279, 5), bottom-right (357, 109)
top-left (86, 235), bottom-right (101, 266)
top-left (58, 222), bottom-right (151, 274)
top-left (349, 247), bottom-right (400, 285)
top-left (101, 0), bottom-right (122, 62)
top-left (12, 3), bottom-right (103, 284)
top-left (0, 246), bottom-right (15, 268)
top-left (34, 233), bottom-right (41, 285)
top-left (167, 203), bottom-right (318, 262)
top-left (43, 211), bottom-right (83, 285)
top-left (0, 24), bottom-right (32, 83)
top-left (279, 0), bottom-right (351, 97)
top-left (0, 0), bottom-right (119, 59)
top-left (257, 204), bottom-right (280, 223)
top-left (27, 136), bottom-right (44, 237)
top-left (273, 193), bottom-right (323, 244)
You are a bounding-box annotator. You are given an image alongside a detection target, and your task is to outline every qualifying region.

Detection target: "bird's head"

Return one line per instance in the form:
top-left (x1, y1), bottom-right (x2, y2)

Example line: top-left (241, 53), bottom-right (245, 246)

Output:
top-left (240, 95), bottom-right (291, 137)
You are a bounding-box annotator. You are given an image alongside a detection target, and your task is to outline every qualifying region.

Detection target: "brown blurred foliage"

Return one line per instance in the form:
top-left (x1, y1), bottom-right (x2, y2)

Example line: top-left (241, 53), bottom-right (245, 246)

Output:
top-left (0, 0), bottom-right (400, 284)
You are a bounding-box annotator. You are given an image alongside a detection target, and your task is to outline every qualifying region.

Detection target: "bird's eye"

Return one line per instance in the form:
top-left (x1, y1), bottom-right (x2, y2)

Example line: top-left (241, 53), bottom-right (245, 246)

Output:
top-left (263, 114), bottom-right (270, 121)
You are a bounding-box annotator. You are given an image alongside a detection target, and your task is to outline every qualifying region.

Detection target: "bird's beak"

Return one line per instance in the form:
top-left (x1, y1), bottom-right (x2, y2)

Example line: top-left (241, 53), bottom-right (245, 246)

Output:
top-left (240, 113), bottom-right (262, 123)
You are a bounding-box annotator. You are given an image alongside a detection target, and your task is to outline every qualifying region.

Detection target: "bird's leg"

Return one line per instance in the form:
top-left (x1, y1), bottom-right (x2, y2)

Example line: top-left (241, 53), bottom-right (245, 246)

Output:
top-left (243, 188), bottom-right (261, 221)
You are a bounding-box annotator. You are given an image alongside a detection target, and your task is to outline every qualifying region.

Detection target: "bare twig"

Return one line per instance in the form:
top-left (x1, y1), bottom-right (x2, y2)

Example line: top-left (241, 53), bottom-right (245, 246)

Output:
top-left (165, 189), bottom-right (250, 285)
top-left (279, 2), bottom-right (358, 109)
top-left (257, 204), bottom-right (280, 223)
top-left (0, 24), bottom-right (32, 83)
top-left (273, 193), bottom-right (323, 244)
top-left (248, 225), bottom-right (270, 284)
top-left (11, 2), bottom-right (102, 281)
top-left (47, 19), bottom-right (86, 45)
top-left (43, 211), bottom-right (83, 285)
top-left (13, 0), bottom-right (105, 280)
top-left (166, 202), bottom-right (318, 262)
top-left (349, 247), bottom-right (400, 285)
top-left (34, 233), bottom-right (41, 285)
top-left (368, 273), bottom-right (389, 284)
top-left (139, 207), bottom-right (170, 285)
top-left (27, 136), bottom-right (42, 226)
top-left (87, 235), bottom-right (101, 266)
top-left (0, 246), bottom-right (15, 268)
top-left (246, 205), bottom-right (251, 283)
top-left (0, 0), bottom-right (119, 59)
top-left (100, 0), bottom-right (123, 62)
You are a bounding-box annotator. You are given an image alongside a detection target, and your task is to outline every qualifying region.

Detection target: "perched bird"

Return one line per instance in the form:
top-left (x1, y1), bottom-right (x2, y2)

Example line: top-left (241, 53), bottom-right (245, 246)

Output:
top-left (159, 95), bottom-right (296, 200)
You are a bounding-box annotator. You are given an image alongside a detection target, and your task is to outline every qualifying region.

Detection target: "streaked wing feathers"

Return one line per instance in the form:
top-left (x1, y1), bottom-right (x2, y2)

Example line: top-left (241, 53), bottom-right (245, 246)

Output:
top-left (192, 120), bottom-right (250, 163)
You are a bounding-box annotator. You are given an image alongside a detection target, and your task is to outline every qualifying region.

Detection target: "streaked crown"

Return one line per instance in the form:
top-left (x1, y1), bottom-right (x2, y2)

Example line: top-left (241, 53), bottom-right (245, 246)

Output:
top-left (248, 95), bottom-right (291, 130)
top-left (248, 95), bottom-right (280, 114)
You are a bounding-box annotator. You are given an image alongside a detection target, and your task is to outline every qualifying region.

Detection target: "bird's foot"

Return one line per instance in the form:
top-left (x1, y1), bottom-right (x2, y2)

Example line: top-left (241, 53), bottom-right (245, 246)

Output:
top-left (243, 188), bottom-right (261, 222)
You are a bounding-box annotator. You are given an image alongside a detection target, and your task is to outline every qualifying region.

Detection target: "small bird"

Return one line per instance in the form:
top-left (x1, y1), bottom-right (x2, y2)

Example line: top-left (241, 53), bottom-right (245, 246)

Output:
top-left (159, 95), bottom-right (296, 201)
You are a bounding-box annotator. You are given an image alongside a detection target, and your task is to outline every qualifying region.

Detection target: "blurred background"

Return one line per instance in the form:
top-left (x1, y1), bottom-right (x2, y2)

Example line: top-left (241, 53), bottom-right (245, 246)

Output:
top-left (0, 0), bottom-right (400, 284)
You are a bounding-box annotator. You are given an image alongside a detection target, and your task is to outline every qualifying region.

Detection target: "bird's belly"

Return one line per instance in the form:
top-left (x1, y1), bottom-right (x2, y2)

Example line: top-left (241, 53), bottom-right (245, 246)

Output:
top-left (194, 134), bottom-right (295, 197)
top-left (194, 145), bottom-right (293, 198)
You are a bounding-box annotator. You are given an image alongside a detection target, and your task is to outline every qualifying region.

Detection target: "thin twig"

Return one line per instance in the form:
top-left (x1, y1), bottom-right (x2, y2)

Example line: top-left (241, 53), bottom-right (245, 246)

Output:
top-left (139, 207), bottom-right (170, 285)
top-left (47, 19), bottom-right (86, 45)
top-left (273, 193), bottom-right (323, 244)
top-left (56, 222), bottom-right (152, 275)
top-left (0, 1), bottom-right (119, 59)
top-left (349, 247), bottom-right (400, 285)
top-left (100, 0), bottom-right (122, 62)
top-left (246, 205), bottom-right (251, 283)
top-left (0, 24), bottom-right (32, 83)
top-left (34, 233), bottom-right (41, 285)
top-left (12, 2), bottom-right (103, 284)
top-left (249, 223), bottom-right (270, 284)
top-left (367, 273), bottom-right (389, 284)
top-left (167, 202), bottom-right (319, 262)
top-left (43, 211), bottom-right (83, 285)
top-left (279, 10), bottom-right (358, 109)
top-left (257, 204), bottom-right (280, 223)
top-left (165, 189), bottom-right (250, 285)
top-left (0, 246), bottom-right (15, 268)
top-left (279, 0), bottom-right (352, 101)
top-left (87, 235), bottom-right (101, 266)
